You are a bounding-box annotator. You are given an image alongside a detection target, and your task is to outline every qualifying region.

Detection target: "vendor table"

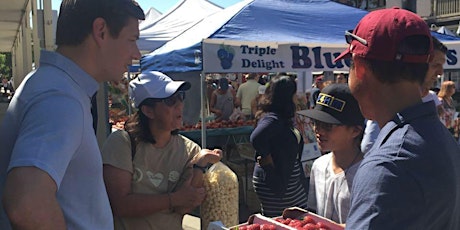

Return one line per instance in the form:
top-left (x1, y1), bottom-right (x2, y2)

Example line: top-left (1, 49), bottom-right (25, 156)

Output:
top-left (179, 126), bottom-right (253, 142)
top-left (179, 126), bottom-right (254, 150)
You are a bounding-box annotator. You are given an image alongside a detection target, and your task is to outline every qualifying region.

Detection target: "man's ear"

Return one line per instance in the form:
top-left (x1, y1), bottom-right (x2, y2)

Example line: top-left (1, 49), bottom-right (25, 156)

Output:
top-left (353, 57), bottom-right (368, 80)
top-left (92, 18), bottom-right (108, 45)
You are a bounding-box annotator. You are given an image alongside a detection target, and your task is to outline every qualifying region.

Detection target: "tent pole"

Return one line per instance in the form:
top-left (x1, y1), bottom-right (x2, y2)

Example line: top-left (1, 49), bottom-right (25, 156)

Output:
top-left (200, 71), bottom-right (207, 148)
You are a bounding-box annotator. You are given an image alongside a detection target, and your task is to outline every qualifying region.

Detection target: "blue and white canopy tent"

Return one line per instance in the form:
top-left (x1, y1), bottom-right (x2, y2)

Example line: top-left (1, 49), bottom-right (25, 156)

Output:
top-left (137, 0), bottom-right (223, 53)
top-left (141, 0), bottom-right (369, 139)
top-left (138, 7), bottom-right (162, 31)
top-left (140, 0), bottom-right (460, 146)
top-left (141, 0), bottom-right (369, 73)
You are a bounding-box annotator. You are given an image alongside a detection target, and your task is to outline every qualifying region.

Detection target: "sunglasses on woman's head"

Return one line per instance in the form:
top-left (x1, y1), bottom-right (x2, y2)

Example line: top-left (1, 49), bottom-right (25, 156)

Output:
top-left (159, 91), bottom-right (186, 107)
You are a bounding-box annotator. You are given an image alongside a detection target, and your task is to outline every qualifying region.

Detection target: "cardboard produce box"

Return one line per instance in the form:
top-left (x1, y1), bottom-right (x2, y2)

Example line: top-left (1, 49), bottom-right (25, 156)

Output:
top-left (208, 207), bottom-right (344, 230)
top-left (208, 214), bottom-right (295, 230)
top-left (281, 207), bottom-right (344, 230)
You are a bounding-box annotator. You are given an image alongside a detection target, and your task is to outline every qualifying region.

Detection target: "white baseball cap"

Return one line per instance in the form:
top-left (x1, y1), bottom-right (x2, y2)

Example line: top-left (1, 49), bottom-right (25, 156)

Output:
top-left (129, 71), bottom-right (191, 107)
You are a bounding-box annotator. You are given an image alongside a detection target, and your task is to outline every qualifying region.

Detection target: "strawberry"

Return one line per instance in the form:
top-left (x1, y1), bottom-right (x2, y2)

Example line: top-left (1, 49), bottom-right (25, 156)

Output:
top-left (302, 223), bottom-right (318, 230)
top-left (260, 224), bottom-right (276, 230)
top-left (274, 217), bottom-right (284, 223)
top-left (303, 216), bottom-right (316, 224)
top-left (283, 218), bottom-right (292, 225)
top-left (248, 223), bottom-right (260, 230)
top-left (316, 222), bottom-right (329, 230)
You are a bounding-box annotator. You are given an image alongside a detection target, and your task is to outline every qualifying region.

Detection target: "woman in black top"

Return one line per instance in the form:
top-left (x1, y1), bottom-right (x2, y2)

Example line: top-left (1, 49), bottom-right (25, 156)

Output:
top-left (250, 75), bottom-right (308, 217)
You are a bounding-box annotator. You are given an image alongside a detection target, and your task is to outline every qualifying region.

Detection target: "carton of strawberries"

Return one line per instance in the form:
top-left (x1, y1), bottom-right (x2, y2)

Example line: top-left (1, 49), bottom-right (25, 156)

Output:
top-left (226, 207), bottom-right (343, 230)
top-left (279, 207), bottom-right (344, 230)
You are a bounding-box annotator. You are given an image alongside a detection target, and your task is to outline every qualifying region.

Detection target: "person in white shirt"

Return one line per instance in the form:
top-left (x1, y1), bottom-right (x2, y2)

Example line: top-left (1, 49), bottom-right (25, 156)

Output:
top-left (298, 84), bottom-right (365, 224)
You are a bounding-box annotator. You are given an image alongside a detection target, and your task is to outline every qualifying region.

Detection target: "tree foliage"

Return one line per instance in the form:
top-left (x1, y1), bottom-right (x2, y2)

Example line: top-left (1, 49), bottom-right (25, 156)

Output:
top-left (0, 52), bottom-right (12, 79)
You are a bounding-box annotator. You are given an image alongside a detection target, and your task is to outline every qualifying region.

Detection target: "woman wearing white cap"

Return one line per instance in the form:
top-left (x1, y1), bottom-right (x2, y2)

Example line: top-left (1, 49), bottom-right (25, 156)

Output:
top-left (101, 71), bottom-right (221, 230)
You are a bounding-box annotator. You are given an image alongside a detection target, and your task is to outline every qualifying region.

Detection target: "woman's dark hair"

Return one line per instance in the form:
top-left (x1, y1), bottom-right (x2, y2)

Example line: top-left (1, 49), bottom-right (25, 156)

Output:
top-left (256, 75), bottom-right (297, 125)
top-left (56, 0), bottom-right (143, 46)
top-left (124, 98), bottom-right (178, 145)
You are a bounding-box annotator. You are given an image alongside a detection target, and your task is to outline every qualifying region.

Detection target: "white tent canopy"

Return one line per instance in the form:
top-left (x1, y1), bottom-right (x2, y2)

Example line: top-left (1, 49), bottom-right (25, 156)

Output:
top-left (138, 7), bottom-right (162, 31)
top-left (137, 0), bottom-right (223, 53)
top-left (437, 26), bottom-right (457, 37)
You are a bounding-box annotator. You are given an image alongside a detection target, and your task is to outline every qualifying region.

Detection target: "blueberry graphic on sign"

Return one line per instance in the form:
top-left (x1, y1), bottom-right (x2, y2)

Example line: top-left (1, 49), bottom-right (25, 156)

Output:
top-left (217, 49), bottom-right (227, 59)
top-left (217, 45), bottom-right (235, 69)
top-left (221, 59), bottom-right (232, 69)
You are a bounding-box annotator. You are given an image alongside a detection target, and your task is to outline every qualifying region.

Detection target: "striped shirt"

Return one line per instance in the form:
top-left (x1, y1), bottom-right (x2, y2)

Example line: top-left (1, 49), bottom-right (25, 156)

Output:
top-left (253, 160), bottom-right (308, 217)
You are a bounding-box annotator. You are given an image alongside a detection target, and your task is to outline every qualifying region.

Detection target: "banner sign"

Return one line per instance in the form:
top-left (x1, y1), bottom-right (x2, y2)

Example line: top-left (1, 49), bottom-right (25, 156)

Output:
top-left (202, 39), bottom-right (460, 73)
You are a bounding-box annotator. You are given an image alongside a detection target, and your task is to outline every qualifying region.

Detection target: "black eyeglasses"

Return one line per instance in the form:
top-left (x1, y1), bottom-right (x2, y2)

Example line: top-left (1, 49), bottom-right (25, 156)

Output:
top-left (159, 91), bottom-right (186, 107)
top-left (345, 30), bottom-right (368, 46)
top-left (310, 119), bottom-right (341, 132)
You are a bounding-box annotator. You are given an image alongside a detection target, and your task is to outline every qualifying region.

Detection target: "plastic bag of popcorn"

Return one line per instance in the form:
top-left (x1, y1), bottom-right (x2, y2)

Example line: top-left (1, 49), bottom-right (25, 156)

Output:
top-left (200, 161), bottom-right (239, 229)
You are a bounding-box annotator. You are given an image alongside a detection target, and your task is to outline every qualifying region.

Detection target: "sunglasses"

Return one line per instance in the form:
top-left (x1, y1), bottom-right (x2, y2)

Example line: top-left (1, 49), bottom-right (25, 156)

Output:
top-left (159, 91), bottom-right (186, 107)
top-left (310, 119), bottom-right (341, 132)
top-left (345, 30), bottom-right (368, 46)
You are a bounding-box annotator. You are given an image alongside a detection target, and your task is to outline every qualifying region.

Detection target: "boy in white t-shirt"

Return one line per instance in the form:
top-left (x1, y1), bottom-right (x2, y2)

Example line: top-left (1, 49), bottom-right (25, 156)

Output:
top-left (297, 84), bottom-right (365, 224)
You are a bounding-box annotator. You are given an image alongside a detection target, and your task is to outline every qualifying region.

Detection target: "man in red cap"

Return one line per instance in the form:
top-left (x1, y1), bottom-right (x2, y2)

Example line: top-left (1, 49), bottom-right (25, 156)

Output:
top-left (309, 74), bottom-right (325, 108)
top-left (335, 7), bottom-right (460, 229)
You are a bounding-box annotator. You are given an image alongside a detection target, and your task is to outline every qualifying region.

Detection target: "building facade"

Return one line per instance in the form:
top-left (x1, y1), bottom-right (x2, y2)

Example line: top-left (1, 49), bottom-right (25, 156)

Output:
top-left (333, 0), bottom-right (460, 90)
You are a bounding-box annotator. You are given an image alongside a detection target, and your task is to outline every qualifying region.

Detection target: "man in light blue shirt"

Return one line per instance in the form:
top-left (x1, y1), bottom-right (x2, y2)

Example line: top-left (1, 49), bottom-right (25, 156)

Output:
top-left (0, 0), bottom-right (145, 229)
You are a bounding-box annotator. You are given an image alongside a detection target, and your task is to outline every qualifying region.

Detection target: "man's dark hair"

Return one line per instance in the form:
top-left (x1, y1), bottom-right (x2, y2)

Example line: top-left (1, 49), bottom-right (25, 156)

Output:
top-left (433, 37), bottom-right (448, 54)
top-left (56, 0), bottom-right (144, 46)
top-left (361, 35), bottom-right (430, 85)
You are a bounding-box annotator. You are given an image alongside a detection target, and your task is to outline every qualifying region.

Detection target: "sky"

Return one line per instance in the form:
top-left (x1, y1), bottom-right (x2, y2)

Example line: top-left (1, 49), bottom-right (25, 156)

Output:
top-left (51, 0), bottom-right (242, 13)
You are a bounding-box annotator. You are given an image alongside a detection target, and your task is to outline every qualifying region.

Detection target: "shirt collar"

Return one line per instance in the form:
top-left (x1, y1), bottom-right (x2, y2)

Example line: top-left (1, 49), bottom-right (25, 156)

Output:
top-left (364, 101), bottom-right (437, 157)
top-left (392, 101), bottom-right (436, 126)
top-left (39, 50), bottom-right (99, 98)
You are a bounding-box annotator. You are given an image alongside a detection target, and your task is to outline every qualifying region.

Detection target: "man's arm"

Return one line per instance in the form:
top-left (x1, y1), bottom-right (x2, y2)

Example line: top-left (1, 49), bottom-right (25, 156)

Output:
top-left (209, 91), bottom-right (221, 117)
top-left (3, 167), bottom-right (66, 230)
top-left (235, 87), bottom-right (242, 108)
top-left (436, 104), bottom-right (445, 118)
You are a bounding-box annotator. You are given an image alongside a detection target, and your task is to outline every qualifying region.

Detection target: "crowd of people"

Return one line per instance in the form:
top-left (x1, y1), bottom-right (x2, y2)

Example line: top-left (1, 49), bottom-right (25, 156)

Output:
top-left (0, 1), bottom-right (459, 230)
top-left (207, 73), bottom-right (268, 122)
top-left (0, 78), bottom-right (14, 102)
top-left (248, 6), bottom-right (460, 230)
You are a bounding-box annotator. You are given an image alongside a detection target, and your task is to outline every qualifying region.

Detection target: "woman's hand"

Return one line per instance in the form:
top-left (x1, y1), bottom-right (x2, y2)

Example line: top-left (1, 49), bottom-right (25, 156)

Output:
top-left (195, 149), bottom-right (222, 167)
top-left (213, 109), bottom-right (222, 117)
top-left (172, 176), bottom-right (205, 209)
top-left (174, 148), bottom-right (223, 215)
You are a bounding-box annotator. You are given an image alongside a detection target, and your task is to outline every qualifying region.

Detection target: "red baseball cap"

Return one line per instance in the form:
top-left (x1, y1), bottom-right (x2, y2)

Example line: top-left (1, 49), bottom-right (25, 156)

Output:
top-left (315, 75), bottom-right (324, 83)
top-left (334, 7), bottom-right (433, 63)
